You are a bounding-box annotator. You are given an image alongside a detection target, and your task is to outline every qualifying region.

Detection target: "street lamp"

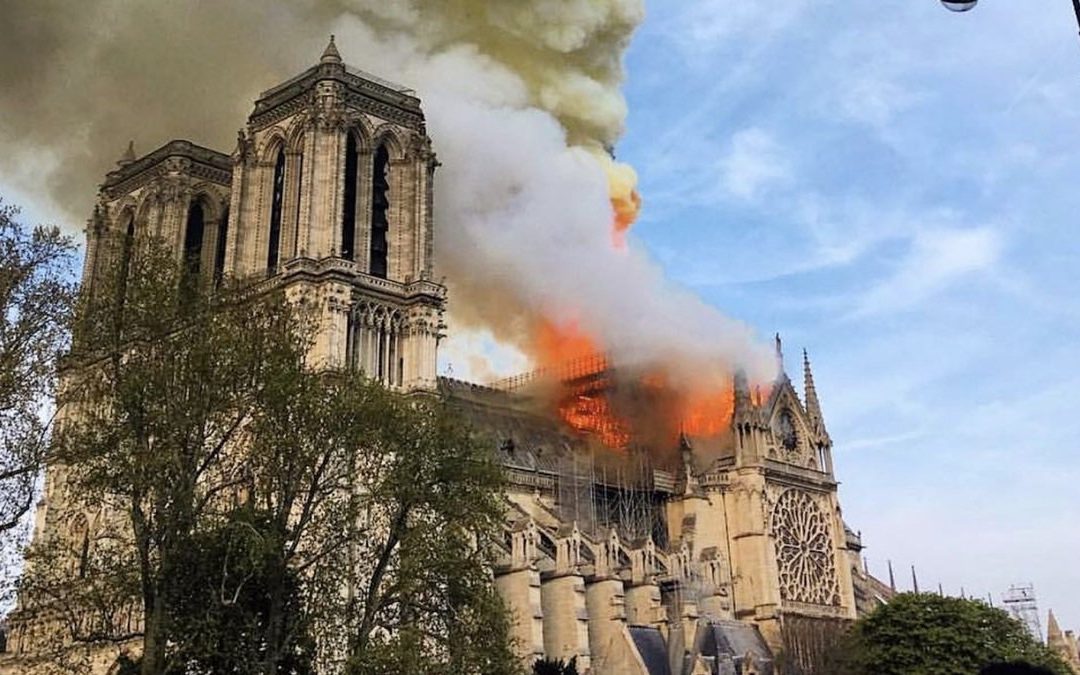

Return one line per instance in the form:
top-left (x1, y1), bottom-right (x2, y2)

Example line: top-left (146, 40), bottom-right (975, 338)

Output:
top-left (940, 0), bottom-right (1080, 38)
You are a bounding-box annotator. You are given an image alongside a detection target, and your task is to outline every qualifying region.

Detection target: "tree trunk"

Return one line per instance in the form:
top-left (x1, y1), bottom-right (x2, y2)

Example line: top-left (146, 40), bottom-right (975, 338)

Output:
top-left (261, 565), bottom-right (286, 675)
top-left (141, 592), bottom-right (165, 675)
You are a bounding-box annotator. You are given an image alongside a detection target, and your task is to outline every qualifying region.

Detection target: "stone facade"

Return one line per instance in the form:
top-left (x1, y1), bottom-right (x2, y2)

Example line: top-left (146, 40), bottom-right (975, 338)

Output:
top-left (1, 41), bottom-right (888, 675)
top-left (447, 344), bottom-right (872, 673)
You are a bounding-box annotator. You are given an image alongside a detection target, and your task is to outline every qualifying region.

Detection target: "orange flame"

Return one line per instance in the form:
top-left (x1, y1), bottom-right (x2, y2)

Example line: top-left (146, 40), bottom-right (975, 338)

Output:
top-left (596, 152), bottom-right (642, 249)
top-left (534, 318), bottom-right (600, 365)
top-left (531, 319), bottom-right (739, 450)
top-left (611, 189), bottom-right (642, 248)
top-left (516, 155), bottom-right (762, 452)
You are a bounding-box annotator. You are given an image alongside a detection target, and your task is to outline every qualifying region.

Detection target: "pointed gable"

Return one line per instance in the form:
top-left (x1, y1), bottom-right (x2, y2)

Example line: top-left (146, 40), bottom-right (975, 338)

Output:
top-left (762, 377), bottom-right (824, 471)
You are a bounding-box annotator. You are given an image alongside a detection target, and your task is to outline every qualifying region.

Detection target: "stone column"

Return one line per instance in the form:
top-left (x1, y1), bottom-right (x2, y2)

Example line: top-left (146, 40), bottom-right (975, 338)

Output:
top-left (540, 573), bottom-right (591, 670)
top-left (387, 157), bottom-right (409, 281)
top-left (585, 578), bottom-right (628, 673)
top-left (224, 152), bottom-right (246, 275)
top-left (281, 150), bottom-right (303, 263)
top-left (625, 583), bottom-right (664, 628)
top-left (495, 568), bottom-right (544, 667)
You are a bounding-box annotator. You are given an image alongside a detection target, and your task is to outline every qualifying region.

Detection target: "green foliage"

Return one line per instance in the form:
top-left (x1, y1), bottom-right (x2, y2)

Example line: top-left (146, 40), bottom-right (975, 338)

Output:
top-left (44, 236), bottom-right (317, 673)
top-left (0, 197), bottom-right (76, 567)
top-left (979, 663), bottom-right (1059, 675)
top-left (161, 506), bottom-right (315, 673)
top-left (832, 593), bottom-right (1071, 675)
top-left (28, 234), bottom-right (519, 674)
top-left (532, 656), bottom-right (579, 675)
top-left (342, 393), bottom-right (522, 675)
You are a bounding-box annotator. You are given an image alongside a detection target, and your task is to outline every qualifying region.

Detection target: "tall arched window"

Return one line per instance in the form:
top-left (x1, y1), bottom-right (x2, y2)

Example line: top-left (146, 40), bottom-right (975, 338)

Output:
top-left (121, 212), bottom-right (135, 255)
top-left (78, 532), bottom-right (90, 579)
top-left (341, 133), bottom-right (358, 261)
top-left (180, 201), bottom-right (205, 301)
top-left (115, 212), bottom-right (136, 310)
top-left (292, 151), bottom-right (304, 258)
top-left (266, 149), bottom-right (286, 275)
top-left (369, 145), bottom-right (390, 278)
top-left (213, 206), bottom-right (229, 287)
top-left (70, 516), bottom-right (89, 579)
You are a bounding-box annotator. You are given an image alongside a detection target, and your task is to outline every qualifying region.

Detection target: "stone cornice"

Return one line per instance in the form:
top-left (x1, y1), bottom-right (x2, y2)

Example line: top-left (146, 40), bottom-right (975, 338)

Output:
top-left (249, 63), bottom-right (424, 132)
top-left (763, 460), bottom-right (837, 490)
top-left (279, 256), bottom-right (446, 306)
top-left (101, 140), bottom-right (232, 199)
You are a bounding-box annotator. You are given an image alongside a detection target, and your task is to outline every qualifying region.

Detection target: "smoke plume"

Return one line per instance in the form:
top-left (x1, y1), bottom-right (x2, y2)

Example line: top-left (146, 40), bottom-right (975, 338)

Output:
top-left (0, 0), bottom-right (776, 391)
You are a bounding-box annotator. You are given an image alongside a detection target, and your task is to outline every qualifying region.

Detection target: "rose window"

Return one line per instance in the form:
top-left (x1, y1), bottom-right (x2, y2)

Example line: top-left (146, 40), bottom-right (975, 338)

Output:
top-left (771, 489), bottom-right (840, 606)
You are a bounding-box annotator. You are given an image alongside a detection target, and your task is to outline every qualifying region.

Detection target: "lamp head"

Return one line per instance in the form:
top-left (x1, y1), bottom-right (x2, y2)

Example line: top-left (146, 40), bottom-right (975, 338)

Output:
top-left (941, 0), bottom-right (978, 11)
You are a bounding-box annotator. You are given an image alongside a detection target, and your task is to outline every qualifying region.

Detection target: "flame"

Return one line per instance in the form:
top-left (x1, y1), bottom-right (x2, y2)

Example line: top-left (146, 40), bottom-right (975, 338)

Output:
top-left (515, 154), bottom-right (760, 453)
top-left (593, 150), bottom-right (642, 248)
top-left (531, 319), bottom-right (741, 451)
top-left (561, 392), bottom-right (632, 449)
top-left (534, 318), bottom-right (601, 366)
top-left (670, 383), bottom-right (736, 439)
top-left (531, 318), bottom-right (627, 446)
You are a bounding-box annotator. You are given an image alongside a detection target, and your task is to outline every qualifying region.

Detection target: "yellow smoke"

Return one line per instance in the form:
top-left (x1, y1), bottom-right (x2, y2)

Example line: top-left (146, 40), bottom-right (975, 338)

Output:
top-left (343, 0), bottom-right (646, 237)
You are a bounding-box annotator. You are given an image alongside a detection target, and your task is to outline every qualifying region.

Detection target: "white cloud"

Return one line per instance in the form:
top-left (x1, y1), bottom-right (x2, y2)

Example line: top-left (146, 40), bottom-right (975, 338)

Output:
top-left (851, 227), bottom-right (1004, 317)
top-left (838, 76), bottom-right (923, 129)
top-left (717, 127), bottom-right (791, 200)
top-left (668, 0), bottom-right (809, 53)
top-left (437, 328), bottom-right (530, 384)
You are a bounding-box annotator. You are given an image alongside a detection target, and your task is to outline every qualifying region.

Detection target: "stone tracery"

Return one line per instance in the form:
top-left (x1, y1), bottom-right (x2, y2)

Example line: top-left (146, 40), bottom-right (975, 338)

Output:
top-left (770, 488), bottom-right (840, 606)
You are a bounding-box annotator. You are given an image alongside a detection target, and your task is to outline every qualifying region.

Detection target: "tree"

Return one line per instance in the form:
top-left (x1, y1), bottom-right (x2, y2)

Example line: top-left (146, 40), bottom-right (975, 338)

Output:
top-left (25, 236), bottom-right (313, 674)
top-left (831, 593), bottom-right (1071, 675)
top-left (160, 506), bottom-right (316, 673)
top-left (0, 198), bottom-right (76, 603)
top-left (329, 385), bottom-right (521, 675)
top-left (22, 234), bottom-right (520, 674)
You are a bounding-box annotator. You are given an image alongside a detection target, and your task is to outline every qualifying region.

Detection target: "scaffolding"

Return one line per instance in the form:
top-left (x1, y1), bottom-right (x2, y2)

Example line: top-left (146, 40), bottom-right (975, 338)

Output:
top-left (489, 354), bottom-right (610, 392)
top-left (552, 446), bottom-right (668, 547)
top-left (1002, 583), bottom-right (1042, 642)
top-left (496, 355), bottom-right (671, 546)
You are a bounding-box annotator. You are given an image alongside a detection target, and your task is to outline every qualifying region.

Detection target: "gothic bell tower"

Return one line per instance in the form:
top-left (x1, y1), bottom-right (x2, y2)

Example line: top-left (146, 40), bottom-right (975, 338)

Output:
top-left (725, 342), bottom-right (858, 660)
top-left (227, 37), bottom-right (445, 390)
top-left (665, 340), bottom-right (858, 666)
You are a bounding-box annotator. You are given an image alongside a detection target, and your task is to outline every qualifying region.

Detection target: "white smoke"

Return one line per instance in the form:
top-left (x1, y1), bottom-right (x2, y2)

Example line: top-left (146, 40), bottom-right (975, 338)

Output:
top-left (328, 4), bottom-right (776, 385)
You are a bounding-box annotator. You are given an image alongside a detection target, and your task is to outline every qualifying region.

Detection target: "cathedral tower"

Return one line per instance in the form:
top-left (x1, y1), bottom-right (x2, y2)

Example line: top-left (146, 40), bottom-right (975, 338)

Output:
top-left (227, 37), bottom-right (445, 389)
top-left (76, 38), bottom-right (445, 391)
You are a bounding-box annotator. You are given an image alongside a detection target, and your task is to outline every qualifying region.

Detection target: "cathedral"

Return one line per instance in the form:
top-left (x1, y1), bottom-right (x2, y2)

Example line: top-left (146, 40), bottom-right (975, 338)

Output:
top-left (1, 39), bottom-right (894, 674)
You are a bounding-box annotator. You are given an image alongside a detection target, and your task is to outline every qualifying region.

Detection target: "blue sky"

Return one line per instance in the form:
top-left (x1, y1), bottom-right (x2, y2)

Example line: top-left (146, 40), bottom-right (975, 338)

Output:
top-left (620, 0), bottom-right (1080, 630)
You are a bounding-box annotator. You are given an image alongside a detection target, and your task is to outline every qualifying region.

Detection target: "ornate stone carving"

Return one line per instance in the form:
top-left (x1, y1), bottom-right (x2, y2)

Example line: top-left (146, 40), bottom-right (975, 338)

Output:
top-left (770, 488), bottom-right (840, 606)
top-left (309, 81), bottom-right (346, 130)
top-left (236, 128), bottom-right (255, 164)
top-left (408, 132), bottom-right (436, 164)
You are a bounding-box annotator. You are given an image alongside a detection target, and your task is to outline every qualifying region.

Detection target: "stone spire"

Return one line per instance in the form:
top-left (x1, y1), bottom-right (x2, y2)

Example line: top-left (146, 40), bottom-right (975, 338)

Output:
top-left (320, 34), bottom-right (342, 64)
top-left (117, 140), bottom-right (136, 167)
top-left (803, 349), bottom-right (828, 437)
top-left (678, 432), bottom-right (700, 496)
top-left (1046, 610), bottom-right (1079, 668)
top-left (733, 369), bottom-right (752, 419)
top-left (1048, 609), bottom-right (1064, 643)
